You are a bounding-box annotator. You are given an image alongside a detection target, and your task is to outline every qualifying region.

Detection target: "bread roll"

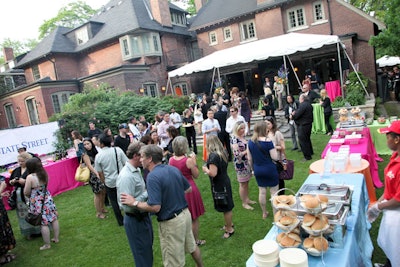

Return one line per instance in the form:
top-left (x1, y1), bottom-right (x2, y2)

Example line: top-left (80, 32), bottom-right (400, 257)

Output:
top-left (280, 216), bottom-right (294, 226)
top-left (311, 218), bottom-right (327, 231)
top-left (280, 235), bottom-right (295, 247)
top-left (317, 194), bottom-right (329, 204)
top-left (277, 195), bottom-right (290, 204)
top-left (313, 237), bottom-right (329, 251)
top-left (303, 214), bottom-right (316, 227)
top-left (305, 197), bottom-right (319, 209)
top-left (303, 237), bottom-right (314, 249)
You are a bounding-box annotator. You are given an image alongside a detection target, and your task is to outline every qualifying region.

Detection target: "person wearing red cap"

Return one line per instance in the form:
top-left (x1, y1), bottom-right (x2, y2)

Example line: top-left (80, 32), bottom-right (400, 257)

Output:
top-left (368, 120), bottom-right (400, 267)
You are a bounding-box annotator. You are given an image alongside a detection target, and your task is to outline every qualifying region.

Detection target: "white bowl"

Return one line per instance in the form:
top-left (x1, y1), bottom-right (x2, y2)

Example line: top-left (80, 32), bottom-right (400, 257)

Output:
top-left (252, 240), bottom-right (279, 259)
top-left (254, 256), bottom-right (279, 267)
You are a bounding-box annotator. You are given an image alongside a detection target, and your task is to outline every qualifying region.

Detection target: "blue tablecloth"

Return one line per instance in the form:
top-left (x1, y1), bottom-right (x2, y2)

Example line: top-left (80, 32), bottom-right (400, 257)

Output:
top-left (246, 173), bottom-right (373, 267)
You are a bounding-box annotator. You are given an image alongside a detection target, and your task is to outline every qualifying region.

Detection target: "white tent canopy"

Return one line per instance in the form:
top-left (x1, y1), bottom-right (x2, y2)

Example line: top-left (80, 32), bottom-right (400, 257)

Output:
top-left (168, 33), bottom-right (341, 77)
top-left (376, 55), bottom-right (400, 67)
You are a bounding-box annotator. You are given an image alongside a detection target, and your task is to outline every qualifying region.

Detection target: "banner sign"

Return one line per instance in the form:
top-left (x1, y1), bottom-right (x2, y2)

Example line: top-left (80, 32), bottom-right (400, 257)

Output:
top-left (0, 122), bottom-right (59, 166)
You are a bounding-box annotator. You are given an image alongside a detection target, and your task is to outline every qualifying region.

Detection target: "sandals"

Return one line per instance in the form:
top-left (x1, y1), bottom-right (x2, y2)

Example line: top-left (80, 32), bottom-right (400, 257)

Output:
top-left (51, 238), bottom-right (59, 243)
top-left (196, 240), bottom-right (206, 246)
top-left (242, 203), bottom-right (254, 210)
top-left (0, 254), bottom-right (16, 265)
top-left (40, 244), bottom-right (51, 250)
top-left (223, 230), bottom-right (235, 239)
top-left (96, 213), bottom-right (107, 219)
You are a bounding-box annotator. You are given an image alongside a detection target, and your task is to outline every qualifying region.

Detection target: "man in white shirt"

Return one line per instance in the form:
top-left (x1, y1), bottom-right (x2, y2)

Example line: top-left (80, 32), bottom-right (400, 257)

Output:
top-left (169, 108), bottom-right (182, 132)
top-left (157, 112), bottom-right (173, 148)
top-left (225, 106), bottom-right (248, 135)
top-left (201, 109), bottom-right (221, 139)
top-left (128, 117), bottom-right (140, 140)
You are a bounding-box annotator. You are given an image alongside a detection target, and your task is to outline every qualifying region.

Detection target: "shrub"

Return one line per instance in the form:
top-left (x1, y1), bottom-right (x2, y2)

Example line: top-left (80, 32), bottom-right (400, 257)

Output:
top-left (331, 71), bottom-right (368, 107)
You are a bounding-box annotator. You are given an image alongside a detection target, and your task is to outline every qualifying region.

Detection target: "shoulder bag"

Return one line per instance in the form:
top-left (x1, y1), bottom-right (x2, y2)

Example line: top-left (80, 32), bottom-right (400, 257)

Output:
top-left (25, 184), bottom-right (46, 226)
top-left (7, 189), bottom-right (17, 210)
top-left (75, 156), bottom-right (90, 182)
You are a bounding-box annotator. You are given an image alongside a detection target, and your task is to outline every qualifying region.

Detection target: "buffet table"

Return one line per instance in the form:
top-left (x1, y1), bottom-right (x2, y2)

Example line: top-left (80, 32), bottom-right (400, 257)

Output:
top-left (1, 157), bottom-right (82, 210)
top-left (246, 173), bottom-right (373, 267)
top-left (325, 80), bottom-right (341, 102)
top-left (322, 127), bottom-right (383, 188)
top-left (311, 103), bottom-right (326, 134)
top-left (367, 120), bottom-right (392, 155)
top-left (309, 159), bottom-right (376, 203)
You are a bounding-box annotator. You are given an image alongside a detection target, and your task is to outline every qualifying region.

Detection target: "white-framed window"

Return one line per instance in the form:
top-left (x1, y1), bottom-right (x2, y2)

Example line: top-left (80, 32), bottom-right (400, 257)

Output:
top-left (76, 27), bottom-right (89, 45)
top-left (25, 97), bottom-right (39, 125)
top-left (240, 20), bottom-right (256, 42)
top-left (171, 12), bottom-right (187, 26)
top-left (4, 104), bottom-right (17, 128)
top-left (287, 7), bottom-right (306, 29)
top-left (313, 1), bottom-right (325, 21)
top-left (52, 91), bottom-right (75, 113)
top-left (209, 31), bottom-right (217, 45)
top-left (174, 82), bottom-right (188, 95)
top-left (143, 83), bottom-right (158, 97)
top-left (119, 32), bottom-right (162, 60)
top-left (223, 27), bottom-right (233, 42)
top-left (32, 65), bottom-right (40, 81)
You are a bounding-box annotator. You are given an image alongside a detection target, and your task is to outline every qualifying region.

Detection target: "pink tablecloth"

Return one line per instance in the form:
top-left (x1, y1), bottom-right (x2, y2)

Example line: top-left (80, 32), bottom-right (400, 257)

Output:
top-left (322, 127), bottom-right (384, 189)
top-left (2, 157), bottom-right (82, 210)
top-left (325, 80), bottom-right (341, 102)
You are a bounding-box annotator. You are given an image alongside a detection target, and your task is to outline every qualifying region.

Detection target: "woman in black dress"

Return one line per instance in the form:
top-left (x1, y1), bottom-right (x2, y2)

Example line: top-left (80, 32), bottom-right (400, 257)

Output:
top-left (0, 177), bottom-right (17, 264)
top-left (182, 108), bottom-right (197, 154)
top-left (202, 135), bottom-right (235, 239)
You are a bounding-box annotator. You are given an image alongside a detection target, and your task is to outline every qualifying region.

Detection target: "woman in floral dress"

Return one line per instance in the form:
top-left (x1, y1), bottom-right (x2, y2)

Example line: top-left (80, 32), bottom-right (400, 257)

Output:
top-left (231, 121), bottom-right (256, 210)
top-left (0, 177), bottom-right (16, 264)
top-left (24, 158), bottom-right (59, 250)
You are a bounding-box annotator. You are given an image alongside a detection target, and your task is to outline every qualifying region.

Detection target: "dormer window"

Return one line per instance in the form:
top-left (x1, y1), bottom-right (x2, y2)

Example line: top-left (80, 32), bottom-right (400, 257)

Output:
top-left (171, 11), bottom-right (187, 26)
top-left (119, 32), bottom-right (162, 60)
top-left (76, 27), bottom-right (89, 45)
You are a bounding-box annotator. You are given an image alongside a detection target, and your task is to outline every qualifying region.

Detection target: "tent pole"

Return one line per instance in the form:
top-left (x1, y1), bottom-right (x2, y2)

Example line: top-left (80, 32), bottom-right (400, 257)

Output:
top-left (210, 67), bottom-right (216, 96)
top-left (168, 77), bottom-right (174, 95)
top-left (337, 43), bottom-right (344, 97)
top-left (287, 56), bottom-right (302, 91)
top-left (283, 56), bottom-right (289, 95)
top-left (217, 67), bottom-right (222, 89)
top-left (343, 48), bottom-right (369, 98)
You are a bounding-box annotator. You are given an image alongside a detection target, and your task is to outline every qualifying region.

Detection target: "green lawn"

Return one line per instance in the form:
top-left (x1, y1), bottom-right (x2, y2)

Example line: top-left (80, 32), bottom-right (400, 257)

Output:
top-left (6, 133), bottom-right (388, 266)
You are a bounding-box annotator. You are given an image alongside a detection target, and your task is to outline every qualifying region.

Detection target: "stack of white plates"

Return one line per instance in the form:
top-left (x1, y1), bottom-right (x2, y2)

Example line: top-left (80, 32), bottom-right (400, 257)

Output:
top-left (279, 248), bottom-right (308, 267)
top-left (252, 240), bottom-right (279, 267)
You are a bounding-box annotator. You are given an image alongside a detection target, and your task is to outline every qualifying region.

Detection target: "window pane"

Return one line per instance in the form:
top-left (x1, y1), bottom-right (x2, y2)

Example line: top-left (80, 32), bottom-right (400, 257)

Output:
top-left (143, 35), bottom-right (150, 53)
top-left (52, 95), bottom-right (61, 113)
top-left (123, 39), bottom-right (130, 56)
top-left (32, 65), bottom-right (40, 81)
top-left (26, 99), bottom-right (39, 125)
top-left (153, 35), bottom-right (159, 51)
top-left (289, 11), bottom-right (296, 28)
top-left (297, 9), bottom-right (304, 26)
top-left (132, 37), bottom-right (140, 55)
top-left (5, 105), bottom-right (17, 128)
top-left (182, 84), bottom-right (188, 95)
top-left (315, 4), bottom-right (323, 20)
top-left (243, 24), bottom-right (249, 39)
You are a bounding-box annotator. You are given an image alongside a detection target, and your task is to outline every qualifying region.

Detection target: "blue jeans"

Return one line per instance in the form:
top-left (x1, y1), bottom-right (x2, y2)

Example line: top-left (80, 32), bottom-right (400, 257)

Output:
top-left (124, 214), bottom-right (154, 267)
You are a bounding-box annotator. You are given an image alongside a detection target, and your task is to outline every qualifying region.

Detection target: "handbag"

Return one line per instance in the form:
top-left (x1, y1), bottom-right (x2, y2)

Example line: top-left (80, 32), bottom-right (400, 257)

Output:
top-left (25, 184), bottom-right (46, 226)
top-left (212, 186), bottom-right (228, 207)
top-left (75, 156), bottom-right (90, 183)
top-left (279, 160), bottom-right (294, 180)
top-left (7, 189), bottom-right (17, 210)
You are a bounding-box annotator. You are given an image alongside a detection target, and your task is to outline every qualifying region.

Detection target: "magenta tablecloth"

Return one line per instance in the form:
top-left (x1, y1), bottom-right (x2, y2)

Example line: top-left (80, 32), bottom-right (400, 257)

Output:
top-left (2, 157), bottom-right (82, 210)
top-left (325, 80), bottom-right (341, 102)
top-left (322, 128), bottom-right (384, 188)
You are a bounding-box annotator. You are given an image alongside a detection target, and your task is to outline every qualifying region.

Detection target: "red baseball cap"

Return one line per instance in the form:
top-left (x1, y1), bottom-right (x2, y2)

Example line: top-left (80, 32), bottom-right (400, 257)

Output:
top-left (379, 120), bottom-right (400, 134)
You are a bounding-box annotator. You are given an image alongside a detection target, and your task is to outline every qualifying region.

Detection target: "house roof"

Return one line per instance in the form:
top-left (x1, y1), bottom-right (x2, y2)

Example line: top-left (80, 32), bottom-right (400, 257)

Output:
top-left (189, 0), bottom-right (385, 31)
top-left (16, 0), bottom-right (192, 67)
top-left (189, 0), bottom-right (289, 31)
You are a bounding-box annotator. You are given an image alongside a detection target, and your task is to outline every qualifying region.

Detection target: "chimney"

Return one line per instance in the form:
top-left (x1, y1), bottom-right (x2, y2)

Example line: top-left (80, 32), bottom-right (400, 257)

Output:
top-left (149, 0), bottom-right (172, 27)
top-left (194, 0), bottom-right (207, 12)
top-left (2, 47), bottom-right (14, 62)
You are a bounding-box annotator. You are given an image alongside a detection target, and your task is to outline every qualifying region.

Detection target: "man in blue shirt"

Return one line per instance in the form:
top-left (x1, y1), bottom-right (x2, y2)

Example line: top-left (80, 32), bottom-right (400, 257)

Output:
top-left (120, 144), bottom-right (203, 267)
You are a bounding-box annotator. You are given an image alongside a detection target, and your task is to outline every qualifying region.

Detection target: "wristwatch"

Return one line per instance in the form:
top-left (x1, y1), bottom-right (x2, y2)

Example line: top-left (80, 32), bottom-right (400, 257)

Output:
top-left (133, 200), bottom-right (139, 207)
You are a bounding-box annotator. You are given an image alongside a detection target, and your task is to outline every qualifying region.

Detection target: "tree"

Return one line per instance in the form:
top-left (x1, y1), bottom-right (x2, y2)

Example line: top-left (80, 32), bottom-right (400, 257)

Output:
top-left (38, 1), bottom-right (97, 39)
top-left (348, 0), bottom-right (387, 21)
top-left (369, 0), bottom-right (400, 57)
top-left (0, 38), bottom-right (38, 64)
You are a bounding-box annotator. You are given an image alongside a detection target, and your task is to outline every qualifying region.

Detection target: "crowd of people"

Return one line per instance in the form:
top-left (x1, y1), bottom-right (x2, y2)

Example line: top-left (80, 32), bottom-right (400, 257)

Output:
top-left (1, 80), bottom-right (399, 266)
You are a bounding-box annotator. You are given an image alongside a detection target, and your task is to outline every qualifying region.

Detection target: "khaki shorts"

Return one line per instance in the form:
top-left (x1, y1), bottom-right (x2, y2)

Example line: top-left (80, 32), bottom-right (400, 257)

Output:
top-left (158, 209), bottom-right (196, 267)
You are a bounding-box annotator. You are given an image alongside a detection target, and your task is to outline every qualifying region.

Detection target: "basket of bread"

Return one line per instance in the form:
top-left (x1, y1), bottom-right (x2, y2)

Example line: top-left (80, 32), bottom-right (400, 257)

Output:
top-left (301, 214), bottom-right (330, 235)
top-left (339, 108), bottom-right (349, 122)
top-left (299, 194), bottom-right (329, 214)
top-left (274, 210), bottom-right (300, 231)
top-left (272, 194), bottom-right (297, 210)
top-left (302, 236), bottom-right (329, 257)
top-left (276, 231), bottom-right (302, 248)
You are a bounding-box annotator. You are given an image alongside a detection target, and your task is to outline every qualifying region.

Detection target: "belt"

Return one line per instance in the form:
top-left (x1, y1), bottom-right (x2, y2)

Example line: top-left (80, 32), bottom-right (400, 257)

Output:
top-left (125, 211), bottom-right (148, 218)
top-left (158, 208), bottom-right (186, 222)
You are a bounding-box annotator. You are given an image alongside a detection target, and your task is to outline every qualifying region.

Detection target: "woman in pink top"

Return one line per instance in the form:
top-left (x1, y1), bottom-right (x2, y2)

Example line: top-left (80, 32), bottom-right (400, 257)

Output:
top-left (169, 136), bottom-right (206, 246)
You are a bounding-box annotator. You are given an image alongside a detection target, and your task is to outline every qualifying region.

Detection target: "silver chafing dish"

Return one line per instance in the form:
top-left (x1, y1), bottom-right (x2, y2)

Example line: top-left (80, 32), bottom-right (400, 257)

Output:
top-left (296, 183), bottom-right (352, 205)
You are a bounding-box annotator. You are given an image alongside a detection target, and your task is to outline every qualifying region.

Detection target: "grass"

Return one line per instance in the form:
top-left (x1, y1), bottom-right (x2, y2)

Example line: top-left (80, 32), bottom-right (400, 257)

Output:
top-left (5, 133), bottom-right (387, 266)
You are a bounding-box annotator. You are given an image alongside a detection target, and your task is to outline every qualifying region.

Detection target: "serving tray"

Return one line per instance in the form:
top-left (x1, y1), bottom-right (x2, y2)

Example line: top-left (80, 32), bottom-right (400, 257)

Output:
top-left (296, 184), bottom-right (352, 205)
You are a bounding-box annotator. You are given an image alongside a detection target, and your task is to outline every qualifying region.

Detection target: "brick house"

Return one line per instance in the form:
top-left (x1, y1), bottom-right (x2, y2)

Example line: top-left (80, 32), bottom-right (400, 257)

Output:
top-left (171, 0), bottom-right (384, 99)
top-left (0, 0), bottom-right (199, 129)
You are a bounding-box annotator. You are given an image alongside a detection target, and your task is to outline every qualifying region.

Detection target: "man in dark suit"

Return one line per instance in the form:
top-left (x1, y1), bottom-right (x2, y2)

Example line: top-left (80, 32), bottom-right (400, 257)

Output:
top-left (213, 103), bottom-right (232, 161)
top-left (301, 83), bottom-right (320, 103)
top-left (291, 94), bottom-right (314, 161)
